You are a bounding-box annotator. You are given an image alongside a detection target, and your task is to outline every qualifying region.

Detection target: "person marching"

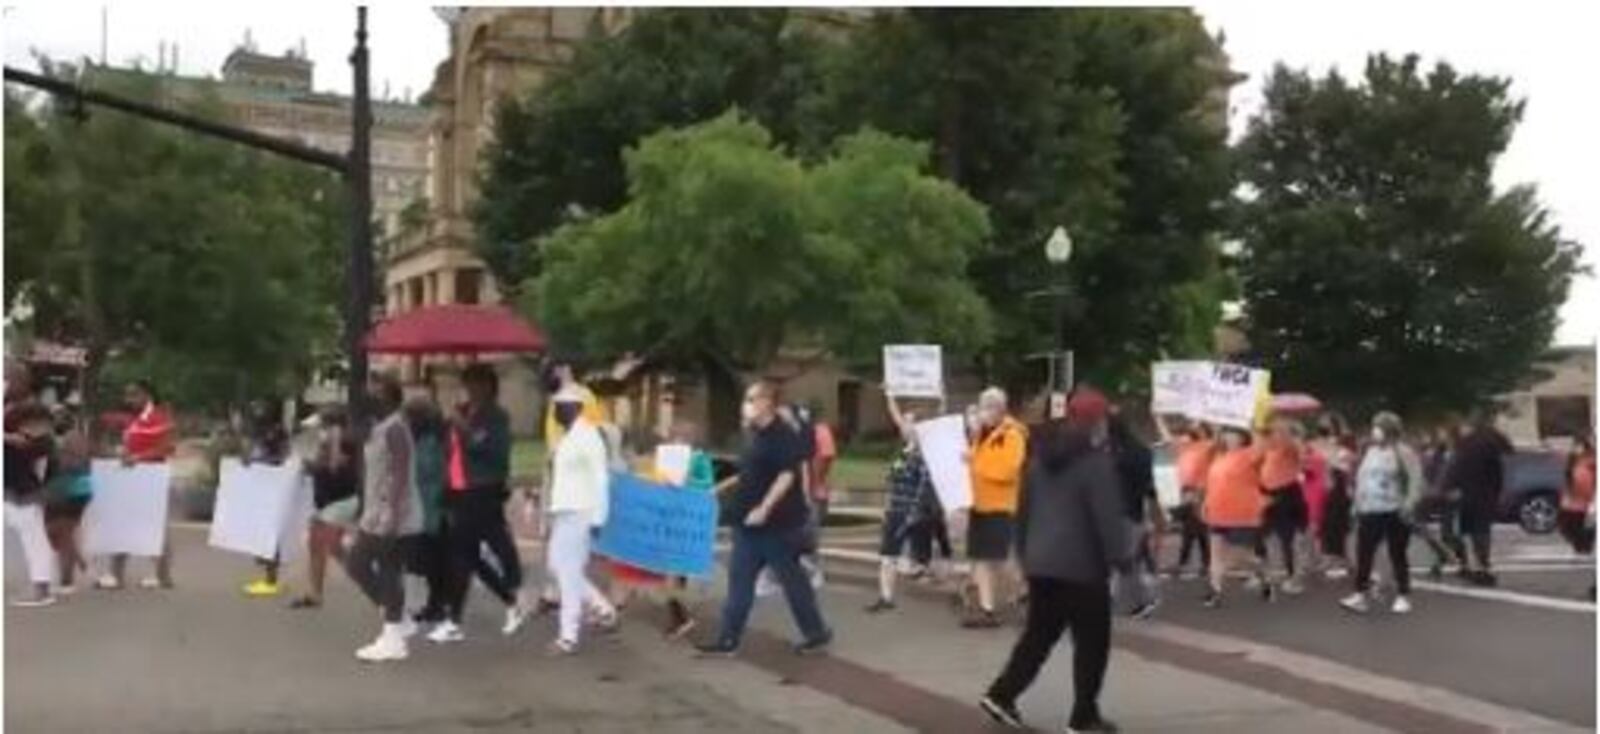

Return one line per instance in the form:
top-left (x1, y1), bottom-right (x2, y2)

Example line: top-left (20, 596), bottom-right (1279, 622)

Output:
top-left (431, 364), bottom-right (527, 644)
top-left (1339, 412), bottom-right (1425, 615)
top-left (1558, 434), bottom-right (1595, 599)
top-left (544, 389), bottom-right (618, 655)
top-left (1202, 426), bottom-right (1274, 607)
top-left (1172, 422), bottom-right (1214, 579)
top-left (866, 395), bottom-right (936, 613)
top-left (288, 405), bottom-right (359, 610)
top-left (44, 407), bottom-right (93, 594)
top-left (964, 387), bottom-right (1028, 629)
top-left (1442, 414), bottom-right (1513, 587)
top-left (1256, 419), bottom-right (1307, 594)
top-left (403, 396), bottom-right (452, 627)
top-left (980, 390), bottom-right (1128, 733)
top-left (344, 374), bottom-right (424, 663)
top-left (99, 380), bottom-right (176, 591)
top-left (696, 380), bottom-right (832, 657)
top-left (1107, 412), bottom-right (1160, 619)
top-left (5, 368), bottom-right (61, 608)
top-left (242, 398), bottom-right (292, 598)
top-left (1318, 423), bottom-right (1357, 579)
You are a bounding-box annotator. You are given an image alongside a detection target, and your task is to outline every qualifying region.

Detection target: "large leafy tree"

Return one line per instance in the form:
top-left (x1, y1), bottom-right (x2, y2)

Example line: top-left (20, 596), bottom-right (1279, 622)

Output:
top-left (811, 9), bottom-right (1237, 394)
top-left (4, 65), bottom-right (344, 414)
top-left (529, 113), bottom-right (992, 437)
top-left (476, 8), bottom-right (828, 293)
top-left (1236, 54), bottom-right (1585, 419)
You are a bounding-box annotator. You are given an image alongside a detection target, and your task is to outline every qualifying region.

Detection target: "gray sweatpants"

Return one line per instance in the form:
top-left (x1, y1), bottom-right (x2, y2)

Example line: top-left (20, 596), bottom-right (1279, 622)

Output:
top-left (345, 532), bottom-right (411, 623)
top-left (1112, 520), bottom-right (1157, 613)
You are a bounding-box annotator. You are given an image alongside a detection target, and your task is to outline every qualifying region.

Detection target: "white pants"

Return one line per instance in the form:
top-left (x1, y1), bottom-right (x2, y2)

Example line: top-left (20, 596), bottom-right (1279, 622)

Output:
top-left (5, 500), bottom-right (57, 585)
top-left (546, 511), bottom-right (614, 645)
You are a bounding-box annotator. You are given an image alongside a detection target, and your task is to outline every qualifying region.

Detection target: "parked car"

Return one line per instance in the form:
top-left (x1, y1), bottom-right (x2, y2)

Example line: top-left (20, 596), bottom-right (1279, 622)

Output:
top-left (1498, 450), bottom-right (1567, 534)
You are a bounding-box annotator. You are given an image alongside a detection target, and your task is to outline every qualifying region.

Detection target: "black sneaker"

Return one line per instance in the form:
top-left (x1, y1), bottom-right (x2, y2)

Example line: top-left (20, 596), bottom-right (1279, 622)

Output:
top-left (1128, 600), bottom-right (1159, 620)
top-left (1476, 571), bottom-right (1498, 588)
top-left (961, 610), bottom-right (1003, 629)
top-left (793, 631), bottom-right (833, 656)
top-left (864, 598), bottom-right (897, 614)
top-left (1427, 565), bottom-right (1443, 581)
top-left (1068, 717), bottom-right (1121, 733)
top-left (979, 695), bottom-right (1024, 729)
top-left (694, 640), bottom-right (739, 658)
top-left (1259, 579), bottom-right (1277, 603)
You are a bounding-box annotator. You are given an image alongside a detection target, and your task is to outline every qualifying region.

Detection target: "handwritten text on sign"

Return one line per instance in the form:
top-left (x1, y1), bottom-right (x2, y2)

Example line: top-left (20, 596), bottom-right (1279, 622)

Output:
top-left (1150, 360), bottom-right (1271, 429)
top-left (595, 472), bottom-right (718, 578)
top-left (884, 344), bottom-right (944, 398)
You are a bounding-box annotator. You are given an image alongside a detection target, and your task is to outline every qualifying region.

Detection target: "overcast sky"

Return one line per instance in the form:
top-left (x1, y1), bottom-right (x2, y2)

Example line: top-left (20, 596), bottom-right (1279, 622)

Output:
top-left (4, 2), bottom-right (1595, 346)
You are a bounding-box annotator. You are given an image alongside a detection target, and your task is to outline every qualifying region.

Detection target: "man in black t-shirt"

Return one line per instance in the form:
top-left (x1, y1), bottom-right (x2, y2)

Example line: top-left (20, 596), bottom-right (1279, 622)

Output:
top-left (697, 380), bottom-right (832, 657)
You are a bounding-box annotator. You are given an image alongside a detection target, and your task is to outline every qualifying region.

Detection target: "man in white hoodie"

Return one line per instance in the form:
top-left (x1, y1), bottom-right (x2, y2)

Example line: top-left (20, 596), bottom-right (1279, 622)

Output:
top-left (544, 393), bottom-right (618, 655)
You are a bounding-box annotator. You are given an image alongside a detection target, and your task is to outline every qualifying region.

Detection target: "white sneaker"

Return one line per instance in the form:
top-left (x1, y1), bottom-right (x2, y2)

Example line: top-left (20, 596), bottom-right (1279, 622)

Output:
top-left (1244, 575), bottom-right (1264, 591)
top-left (1281, 578), bottom-right (1306, 596)
top-left (427, 620), bottom-right (465, 644)
top-left (11, 594), bottom-right (58, 608)
top-left (1391, 596), bottom-right (1413, 615)
top-left (397, 618), bottom-right (419, 640)
top-left (1324, 567), bottom-right (1349, 580)
top-left (502, 605), bottom-right (529, 636)
top-left (94, 575), bottom-right (122, 590)
top-left (355, 633), bottom-right (408, 663)
top-left (1339, 592), bottom-right (1371, 614)
top-left (755, 571), bottom-right (780, 598)
top-left (57, 583), bottom-right (79, 596)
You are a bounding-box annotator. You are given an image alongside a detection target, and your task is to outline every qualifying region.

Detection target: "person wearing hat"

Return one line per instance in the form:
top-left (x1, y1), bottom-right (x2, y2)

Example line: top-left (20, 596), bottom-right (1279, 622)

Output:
top-left (980, 388), bottom-right (1128, 733)
top-left (543, 386), bottom-right (618, 655)
top-left (1340, 411), bottom-right (1425, 615)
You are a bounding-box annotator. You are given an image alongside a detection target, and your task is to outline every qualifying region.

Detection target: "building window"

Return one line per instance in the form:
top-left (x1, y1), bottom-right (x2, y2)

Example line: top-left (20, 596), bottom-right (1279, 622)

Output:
top-left (1537, 396), bottom-right (1593, 440)
top-left (455, 268), bottom-right (483, 305)
top-left (408, 278), bottom-right (424, 310)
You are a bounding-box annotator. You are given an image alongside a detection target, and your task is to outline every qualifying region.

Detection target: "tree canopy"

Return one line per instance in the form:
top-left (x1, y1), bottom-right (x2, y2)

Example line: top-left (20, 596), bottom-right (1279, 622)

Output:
top-left (4, 66), bottom-right (345, 413)
top-left (529, 112), bottom-right (992, 376)
top-left (1235, 54), bottom-right (1585, 419)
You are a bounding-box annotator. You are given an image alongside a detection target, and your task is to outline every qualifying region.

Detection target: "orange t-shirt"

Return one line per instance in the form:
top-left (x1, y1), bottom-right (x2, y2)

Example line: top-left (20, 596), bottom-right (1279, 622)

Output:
top-left (1259, 437), bottom-right (1302, 492)
top-left (1176, 438), bottom-right (1214, 491)
top-left (970, 417), bottom-right (1027, 515)
top-left (1205, 447), bottom-right (1264, 528)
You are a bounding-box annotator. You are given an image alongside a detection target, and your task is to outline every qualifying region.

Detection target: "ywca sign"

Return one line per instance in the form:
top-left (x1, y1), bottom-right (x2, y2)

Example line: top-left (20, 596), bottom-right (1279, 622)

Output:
top-left (29, 341), bottom-right (89, 368)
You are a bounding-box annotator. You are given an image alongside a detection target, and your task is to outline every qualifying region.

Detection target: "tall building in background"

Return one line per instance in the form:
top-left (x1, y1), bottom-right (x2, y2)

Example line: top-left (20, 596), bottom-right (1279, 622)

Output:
top-left (90, 43), bottom-right (431, 241)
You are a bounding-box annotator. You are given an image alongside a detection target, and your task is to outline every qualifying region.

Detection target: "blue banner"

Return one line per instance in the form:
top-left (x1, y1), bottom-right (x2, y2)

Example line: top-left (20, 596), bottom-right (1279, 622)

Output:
top-left (596, 472), bottom-right (718, 578)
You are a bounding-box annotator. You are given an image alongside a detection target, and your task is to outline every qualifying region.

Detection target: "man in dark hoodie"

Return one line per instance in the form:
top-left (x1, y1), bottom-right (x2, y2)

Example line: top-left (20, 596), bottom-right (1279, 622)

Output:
top-left (1444, 414), bottom-right (1512, 586)
top-left (980, 389), bottom-right (1128, 734)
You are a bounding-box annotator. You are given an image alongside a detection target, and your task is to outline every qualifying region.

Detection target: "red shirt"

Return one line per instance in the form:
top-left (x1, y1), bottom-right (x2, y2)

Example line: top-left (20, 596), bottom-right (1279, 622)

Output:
top-left (122, 403), bottom-right (174, 463)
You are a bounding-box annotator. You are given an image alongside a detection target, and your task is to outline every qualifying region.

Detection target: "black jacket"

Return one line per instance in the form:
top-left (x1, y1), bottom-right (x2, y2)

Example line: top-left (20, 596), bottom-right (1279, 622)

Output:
top-left (1446, 427), bottom-right (1512, 507)
top-left (1015, 422), bottom-right (1131, 584)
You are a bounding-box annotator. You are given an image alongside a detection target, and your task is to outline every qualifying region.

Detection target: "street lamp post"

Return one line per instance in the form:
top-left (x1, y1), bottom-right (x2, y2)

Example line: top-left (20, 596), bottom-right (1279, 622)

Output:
top-left (1044, 226), bottom-right (1074, 397)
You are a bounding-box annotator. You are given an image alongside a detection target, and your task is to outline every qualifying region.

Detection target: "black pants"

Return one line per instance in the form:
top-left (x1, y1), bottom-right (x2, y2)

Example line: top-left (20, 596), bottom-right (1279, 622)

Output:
top-left (1256, 488), bottom-right (1303, 577)
top-left (1322, 482), bottom-right (1352, 557)
top-left (442, 489), bottom-right (523, 621)
top-left (345, 532), bottom-right (411, 623)
top-left (987, 577), bottom-right (1111, 728)
top-left (1174, 503), bottom-right (1210, 571)
top-left (1354, 512), bottom-right (1411, 595)
top-left (909, 513), bottom-right (952, 567)
top-left (410, 530), bottom-right (453, 620)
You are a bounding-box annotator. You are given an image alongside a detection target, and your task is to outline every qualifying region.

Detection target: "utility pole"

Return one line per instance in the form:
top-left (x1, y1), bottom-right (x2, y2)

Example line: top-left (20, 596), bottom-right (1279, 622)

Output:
top-left (346, 6), bottom-right (375, 431)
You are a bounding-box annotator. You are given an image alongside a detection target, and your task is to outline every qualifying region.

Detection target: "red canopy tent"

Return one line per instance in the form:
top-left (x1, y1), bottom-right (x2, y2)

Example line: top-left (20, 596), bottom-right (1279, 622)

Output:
top-left (363, 304), bottom-right (546, 355)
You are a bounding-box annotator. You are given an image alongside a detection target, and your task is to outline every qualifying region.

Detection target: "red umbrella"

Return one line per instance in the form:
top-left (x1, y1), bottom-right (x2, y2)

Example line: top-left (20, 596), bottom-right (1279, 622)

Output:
top-left (1270, 392), bottom-right (1323, 414)
top-left (364, 305), bottom-right (546, 355)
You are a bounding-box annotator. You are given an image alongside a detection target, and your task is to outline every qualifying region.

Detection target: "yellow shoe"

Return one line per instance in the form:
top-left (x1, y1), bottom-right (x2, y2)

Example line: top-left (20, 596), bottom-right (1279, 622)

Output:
top-left (243, 580), bottom-right (281, 598)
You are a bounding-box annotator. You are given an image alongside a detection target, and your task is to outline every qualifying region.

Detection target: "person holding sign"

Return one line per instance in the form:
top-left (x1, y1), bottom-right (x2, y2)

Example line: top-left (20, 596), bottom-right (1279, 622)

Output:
top-left (1202, 427), bottom-right (1274, 608)
top-left (240, 398), bottom-right (291, 599)
top-left (964, 388), bottom-right (1028, 629)
top-left (98, 379), bottom-right (176, 591)
top-left (696, 380), bottom-right (832, 658)
top-left (544, 391), bottom-right (618, 656)
top-left (288, 406), bottom-right (358, 610)
top-left (865, 396), bottom-right (937, 613)
top-left (6, 397), bottom-right (61, 608)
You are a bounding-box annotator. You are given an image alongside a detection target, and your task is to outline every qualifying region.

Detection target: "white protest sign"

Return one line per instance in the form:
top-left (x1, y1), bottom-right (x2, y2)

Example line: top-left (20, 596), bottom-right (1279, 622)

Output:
top-left (913, 414), bottom-right (972, 512)
top-left (1151, 361), bottom-right (1208, 416)
top-left (275, 472), bottom-right (315, 564)
top-left (209, 459), bottom-right (304, 559)
top-left (82, 460), bottom-right (172, 557)
top-left (654, 443), bottom-right (693, 486)
top-left (884, 345), bottom-right (944, 398)
top-left (1196, 362), bottom-right (1272, 429)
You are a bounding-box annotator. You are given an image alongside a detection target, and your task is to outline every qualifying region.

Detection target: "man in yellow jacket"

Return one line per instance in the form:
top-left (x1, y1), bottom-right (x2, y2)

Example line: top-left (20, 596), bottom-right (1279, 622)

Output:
top-left (965, 387), bottom-right (1028, 628)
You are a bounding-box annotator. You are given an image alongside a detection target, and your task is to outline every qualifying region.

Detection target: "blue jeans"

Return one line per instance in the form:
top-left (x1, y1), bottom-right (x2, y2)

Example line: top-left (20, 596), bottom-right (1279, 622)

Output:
top-left (716, 527), bottom-right (830, 648)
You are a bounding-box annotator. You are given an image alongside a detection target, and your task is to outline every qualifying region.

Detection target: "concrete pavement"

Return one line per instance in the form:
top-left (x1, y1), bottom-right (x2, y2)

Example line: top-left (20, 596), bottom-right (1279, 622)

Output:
top-left (5, 522), bottom-right (1594, 732)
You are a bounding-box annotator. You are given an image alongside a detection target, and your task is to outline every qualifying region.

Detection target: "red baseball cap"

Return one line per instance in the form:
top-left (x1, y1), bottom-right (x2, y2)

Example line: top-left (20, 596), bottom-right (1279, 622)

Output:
top-left (1067, 388), bottom-right (1109, 424)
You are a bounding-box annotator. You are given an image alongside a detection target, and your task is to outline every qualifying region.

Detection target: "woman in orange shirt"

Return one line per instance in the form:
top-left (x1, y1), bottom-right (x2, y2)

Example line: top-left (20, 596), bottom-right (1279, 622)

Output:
top-left (1173, 424), bottom-right (1214, 579)
top-left (1557, 435), bottom-right (1595, 570)
top-left (1256, 420), bottom-right (1306, 593)
top-left (1203, 427), bottom-right (1273, 607)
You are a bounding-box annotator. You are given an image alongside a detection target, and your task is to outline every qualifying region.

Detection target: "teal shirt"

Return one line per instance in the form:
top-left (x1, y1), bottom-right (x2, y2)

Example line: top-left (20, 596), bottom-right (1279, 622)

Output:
top-left (454, 403), bottom-right (511, 490)
top-left (686, 450), bottom-right (715, 492)
top-left (414, 432), bottom-right (447, 534)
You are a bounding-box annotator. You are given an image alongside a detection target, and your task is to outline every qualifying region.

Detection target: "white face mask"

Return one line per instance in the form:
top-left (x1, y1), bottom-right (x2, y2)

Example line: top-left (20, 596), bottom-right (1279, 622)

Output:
top-left (1371, 427), bottom-right (1387, 443)
top-left (740, 402), bottom-right (758, 425)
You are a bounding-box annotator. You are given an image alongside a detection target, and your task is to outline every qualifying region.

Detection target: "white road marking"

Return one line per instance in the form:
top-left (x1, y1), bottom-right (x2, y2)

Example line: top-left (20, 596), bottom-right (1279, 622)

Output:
top-left (1411, 580), bottom-right (1595, 613)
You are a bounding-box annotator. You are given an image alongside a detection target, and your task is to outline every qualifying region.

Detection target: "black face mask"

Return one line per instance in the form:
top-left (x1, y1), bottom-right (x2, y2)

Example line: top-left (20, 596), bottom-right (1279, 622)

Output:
top-left (553, 402), bottom-right (581, 430)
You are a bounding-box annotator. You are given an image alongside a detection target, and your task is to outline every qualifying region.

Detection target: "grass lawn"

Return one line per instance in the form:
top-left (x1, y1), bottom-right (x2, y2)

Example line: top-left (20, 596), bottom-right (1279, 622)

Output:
top-left (513, 437), bottom-right (894, 493)
top-left (511, 439), bottom-right (546, 482)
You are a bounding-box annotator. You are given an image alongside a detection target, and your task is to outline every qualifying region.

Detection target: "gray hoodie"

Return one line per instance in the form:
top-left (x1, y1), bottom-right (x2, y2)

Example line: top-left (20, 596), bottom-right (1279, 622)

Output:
top-left (1015, 423), bottom-right (1131, 584)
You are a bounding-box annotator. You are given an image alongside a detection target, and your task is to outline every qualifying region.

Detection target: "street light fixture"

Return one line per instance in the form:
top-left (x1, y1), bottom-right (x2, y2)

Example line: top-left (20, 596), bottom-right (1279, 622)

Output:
top-left (1045, 225), bottom-right (1073, 265)
top-left (1044, 226), bottom-right (1074, 413)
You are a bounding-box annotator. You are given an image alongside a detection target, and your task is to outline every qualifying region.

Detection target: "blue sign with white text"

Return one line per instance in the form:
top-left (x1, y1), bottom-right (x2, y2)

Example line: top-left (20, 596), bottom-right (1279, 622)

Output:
top-left (596, 472), bottom-right (718, 578)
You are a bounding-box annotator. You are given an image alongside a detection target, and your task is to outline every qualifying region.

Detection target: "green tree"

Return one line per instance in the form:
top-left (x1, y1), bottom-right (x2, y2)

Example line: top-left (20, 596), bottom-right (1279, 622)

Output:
top-left (1235, 54), bottom-right (1585, 419)
top-left (3, 65), bottom-right (345, 415)
top-left (529, 113), bottom-right (991, 436)
top-left (476, 8), bottom-right (829, 294)
top-left (812, 9), bottom-right (1237, 394)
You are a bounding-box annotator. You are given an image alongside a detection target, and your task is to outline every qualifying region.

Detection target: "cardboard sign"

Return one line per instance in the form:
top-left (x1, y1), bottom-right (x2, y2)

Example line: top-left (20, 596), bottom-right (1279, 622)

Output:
top-left (884, 344), bottom-right (944, 398)
top-left (208, 459), bottom-right (306, 560)
top-left (595, 472), bottom-right (718, 577)
top-left (81, 461), bottom-right (172, 557)
top-left (913, 414), bottom-right (973, 512)
top-left (1150, 360), bottom-right (1271, 429)
top-left (1151, 361), bottom-right (1208, 416)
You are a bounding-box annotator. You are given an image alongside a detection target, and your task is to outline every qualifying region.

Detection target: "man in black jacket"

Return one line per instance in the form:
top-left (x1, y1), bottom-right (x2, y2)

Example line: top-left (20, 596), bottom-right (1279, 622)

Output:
top-left (1444, 416), bottom-right (1513, 586)
top-left (980, 389), bottom-right (1128, 733)
top-left (1108, 413), bottom-right (1160, 619)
